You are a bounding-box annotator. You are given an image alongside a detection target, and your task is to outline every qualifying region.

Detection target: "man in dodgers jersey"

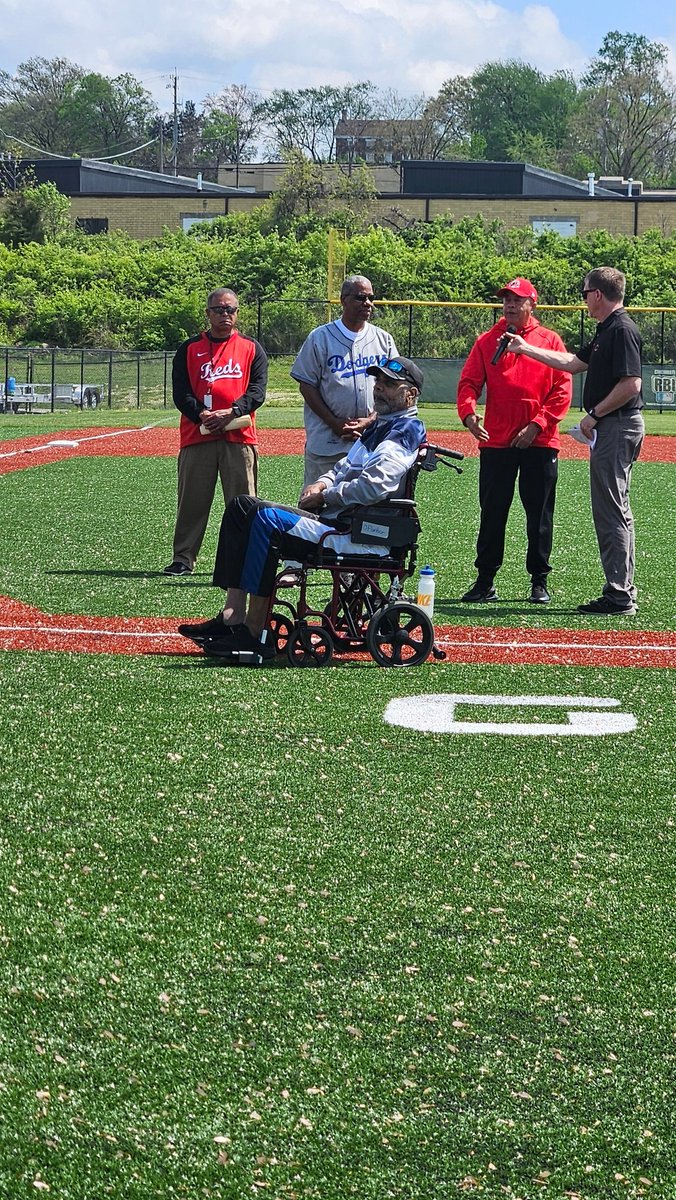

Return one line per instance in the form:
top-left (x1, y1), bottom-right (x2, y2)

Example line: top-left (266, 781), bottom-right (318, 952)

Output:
top-left (163, 287), bottom-right (268, 576)
top-left (291, 274), bottom-right (398, 486)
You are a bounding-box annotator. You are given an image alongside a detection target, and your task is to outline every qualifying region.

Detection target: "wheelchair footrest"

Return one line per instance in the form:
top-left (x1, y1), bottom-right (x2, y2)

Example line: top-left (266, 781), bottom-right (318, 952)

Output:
top-left (204, 648), bottom-right (268, 666)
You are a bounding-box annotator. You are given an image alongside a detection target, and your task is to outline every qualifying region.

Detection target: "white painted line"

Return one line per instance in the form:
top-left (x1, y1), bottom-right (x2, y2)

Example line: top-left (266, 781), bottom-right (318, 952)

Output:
top-left (384, 693), bottom-right (638, 736)
top-left (1, 419), bottom-right (174, 461)
top-left (0, 628), bottom-right (182, 638)
top-left (438, 637), bottom-right (674, 653)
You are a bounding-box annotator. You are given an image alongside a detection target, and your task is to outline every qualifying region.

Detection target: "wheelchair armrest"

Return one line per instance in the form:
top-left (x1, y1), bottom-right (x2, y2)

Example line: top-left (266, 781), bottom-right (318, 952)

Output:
top-left (339, 498), bottom-right (416, 515)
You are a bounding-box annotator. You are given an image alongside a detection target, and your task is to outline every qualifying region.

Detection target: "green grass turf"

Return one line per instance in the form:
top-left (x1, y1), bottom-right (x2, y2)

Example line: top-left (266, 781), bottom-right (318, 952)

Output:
top-left (0, 652), bottom-right (674, 1198)
top-left (0, 453), bottom-right (673, 629)
top-left (1, 443), bottom-right (674, 1197)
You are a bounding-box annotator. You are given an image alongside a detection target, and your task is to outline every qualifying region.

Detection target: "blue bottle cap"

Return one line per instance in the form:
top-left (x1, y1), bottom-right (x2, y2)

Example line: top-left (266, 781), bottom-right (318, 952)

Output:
top-left (420, 565), bottom-right (435, 576)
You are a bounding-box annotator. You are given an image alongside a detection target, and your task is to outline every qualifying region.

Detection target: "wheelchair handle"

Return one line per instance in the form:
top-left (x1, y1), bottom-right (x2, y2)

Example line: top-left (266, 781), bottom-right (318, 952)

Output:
top-left (426, 442), bottom-right (464, 461)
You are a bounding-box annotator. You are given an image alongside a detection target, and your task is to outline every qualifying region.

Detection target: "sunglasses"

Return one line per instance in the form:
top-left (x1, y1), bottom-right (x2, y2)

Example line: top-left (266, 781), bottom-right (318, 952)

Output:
top-left (381, 361), bottom-right (416, 384)
top-left (349, 293), bottom-right (375, 302)
top-left (581, 289), bottom-right (597, 299)
top-left (208, 304), bottom-right (238, 315)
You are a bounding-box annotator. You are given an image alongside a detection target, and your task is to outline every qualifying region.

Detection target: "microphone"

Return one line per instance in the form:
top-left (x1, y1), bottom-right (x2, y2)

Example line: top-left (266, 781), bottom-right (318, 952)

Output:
top-left (491, 324), bottom-right (517, 366)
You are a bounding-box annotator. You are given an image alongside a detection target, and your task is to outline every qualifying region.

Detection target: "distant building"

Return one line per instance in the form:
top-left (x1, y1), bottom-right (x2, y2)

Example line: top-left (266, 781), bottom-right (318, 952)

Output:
top-left (1, 156), bottom-right (674, 240)
top-left (335, 118), bottom-right (423, 165)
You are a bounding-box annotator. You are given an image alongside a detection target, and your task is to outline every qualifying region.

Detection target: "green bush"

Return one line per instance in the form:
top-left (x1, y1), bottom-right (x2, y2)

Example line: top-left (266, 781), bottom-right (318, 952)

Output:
top-left (0, 211), bottom-right (674, 351)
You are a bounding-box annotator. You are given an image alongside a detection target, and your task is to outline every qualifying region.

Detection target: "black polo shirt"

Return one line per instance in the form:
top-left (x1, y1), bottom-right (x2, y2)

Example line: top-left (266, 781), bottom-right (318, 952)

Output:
top-left (577, 308), bottom-right (643, 414)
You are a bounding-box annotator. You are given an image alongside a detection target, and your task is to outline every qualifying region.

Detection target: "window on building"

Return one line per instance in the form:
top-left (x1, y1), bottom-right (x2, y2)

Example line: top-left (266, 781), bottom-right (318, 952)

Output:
top-left (181, 214), bottom-right (219, 232)
top-left (75, 217), bottom-right (109, 234)
top-left (531, 218), bottom-right (577, 238)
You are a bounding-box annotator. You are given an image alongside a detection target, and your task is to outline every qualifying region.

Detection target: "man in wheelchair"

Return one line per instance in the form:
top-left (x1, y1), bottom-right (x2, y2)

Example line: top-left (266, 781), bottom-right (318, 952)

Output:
top-left (178, 357), bottom-right (426, 660)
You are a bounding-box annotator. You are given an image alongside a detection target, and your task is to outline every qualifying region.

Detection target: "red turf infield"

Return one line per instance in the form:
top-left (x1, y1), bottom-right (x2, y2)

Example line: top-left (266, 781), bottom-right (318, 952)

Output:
top-left (1, 425), bottom-right (676, 473)
top-left (1, 595), bottom-right (674, 669)
top-left (1, 428), bottom-right (674, 667)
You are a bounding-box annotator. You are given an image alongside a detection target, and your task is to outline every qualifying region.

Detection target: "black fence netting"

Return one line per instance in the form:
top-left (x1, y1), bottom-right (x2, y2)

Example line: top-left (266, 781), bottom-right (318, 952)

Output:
top-left (1, 300), bottom-right (674, 411)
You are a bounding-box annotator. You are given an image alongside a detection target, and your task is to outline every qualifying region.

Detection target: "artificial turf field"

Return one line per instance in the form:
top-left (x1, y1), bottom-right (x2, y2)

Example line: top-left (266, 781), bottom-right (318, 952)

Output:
top-left (0, 417), bottom-right (674, 1199)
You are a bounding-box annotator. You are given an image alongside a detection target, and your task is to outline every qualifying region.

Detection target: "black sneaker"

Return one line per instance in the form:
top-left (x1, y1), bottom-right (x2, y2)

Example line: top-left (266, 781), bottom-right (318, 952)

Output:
top-left (277, 568), bottom-right (302, 588)
top-left (204, 625), bottom-right (276, 661)
top-left (461, 580), bottom-right (499, 603)
top-left (178, 613), bottom-right (230, 643)
top-left (529, 582), bottom-right (551, 604)
top-left (577, 596), bottom-right (637, 615)
top-left (163, 561), bottom-right (192, 577)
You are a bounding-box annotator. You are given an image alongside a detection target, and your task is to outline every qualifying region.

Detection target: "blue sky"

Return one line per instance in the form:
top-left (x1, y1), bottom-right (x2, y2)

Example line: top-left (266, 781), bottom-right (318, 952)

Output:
top-left (0, 0), bottom-right (674, 112)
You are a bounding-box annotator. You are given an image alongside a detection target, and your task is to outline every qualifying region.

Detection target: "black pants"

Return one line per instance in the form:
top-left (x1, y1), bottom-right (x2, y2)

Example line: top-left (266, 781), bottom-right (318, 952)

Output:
top-left (475, 447), bottom-right (559, 582)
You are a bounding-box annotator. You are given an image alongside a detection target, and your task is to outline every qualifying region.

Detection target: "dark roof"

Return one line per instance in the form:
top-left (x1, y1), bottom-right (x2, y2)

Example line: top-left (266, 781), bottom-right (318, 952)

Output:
top-left (402, 159), bottom-right (622, 198)
top-left (20, 158), bottom-right (240, 196)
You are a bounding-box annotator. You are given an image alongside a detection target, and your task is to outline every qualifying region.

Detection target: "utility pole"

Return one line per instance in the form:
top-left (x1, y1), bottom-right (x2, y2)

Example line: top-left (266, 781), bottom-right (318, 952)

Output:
top-left (172, 71), bottom-right (179, 176)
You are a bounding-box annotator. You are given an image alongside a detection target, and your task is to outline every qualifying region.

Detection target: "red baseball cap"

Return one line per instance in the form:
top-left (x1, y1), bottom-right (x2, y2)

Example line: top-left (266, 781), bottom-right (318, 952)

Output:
top-left (497, 277), bottom-right (538, 304)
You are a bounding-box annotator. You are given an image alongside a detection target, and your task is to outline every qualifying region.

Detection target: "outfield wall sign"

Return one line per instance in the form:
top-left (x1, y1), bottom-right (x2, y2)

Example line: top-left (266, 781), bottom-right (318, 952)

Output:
top-left (384, 694), bottom-right (637, 736)
top-left (650, 367), bottom-right (676, 408)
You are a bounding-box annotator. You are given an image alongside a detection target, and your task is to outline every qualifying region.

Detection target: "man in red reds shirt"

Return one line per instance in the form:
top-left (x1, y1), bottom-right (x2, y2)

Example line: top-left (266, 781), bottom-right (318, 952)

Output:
top-left (457, 277), bottom-right (572, 605)
top-left (163, 287), bottom-right (268, 576)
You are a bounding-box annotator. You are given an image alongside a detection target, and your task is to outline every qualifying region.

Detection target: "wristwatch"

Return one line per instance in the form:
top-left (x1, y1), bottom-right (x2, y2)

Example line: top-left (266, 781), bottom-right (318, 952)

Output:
top-left (588, 408), bottom-right (599, 421)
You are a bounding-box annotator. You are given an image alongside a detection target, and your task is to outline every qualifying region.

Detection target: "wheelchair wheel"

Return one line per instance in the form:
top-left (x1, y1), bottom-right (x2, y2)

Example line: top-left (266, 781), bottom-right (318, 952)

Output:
top-left (287, 623), bottom-right (334, 668)
top-left (268, 612), bottom-right (294, 654)
top-left (366, 603), bottom-right (434, 667)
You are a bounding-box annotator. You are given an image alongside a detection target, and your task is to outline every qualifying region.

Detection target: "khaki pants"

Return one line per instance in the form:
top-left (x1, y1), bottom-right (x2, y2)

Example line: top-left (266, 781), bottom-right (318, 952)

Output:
top-left (303, 447), bottom-right (347, 489)
top-left (172, 440), bottom-right (258, 568)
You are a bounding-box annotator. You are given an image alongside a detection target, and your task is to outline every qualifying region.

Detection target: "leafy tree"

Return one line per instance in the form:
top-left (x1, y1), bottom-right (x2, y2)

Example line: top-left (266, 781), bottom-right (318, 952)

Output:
top-left (0, 180), bottom-right (71, 246)
top-left (578, 32), bottom-right (676, 182)
top-left (258, 152), bottom-right (378, 235)
top-left (173, 101), bottom-right (204, 174)
top-left (201, 85), bottom-right (264, 169)
top-left (364, 88), bottom-right (473, 162)
top-left (0, 56), bottom-right (84, 152)
top-left (418, 77), bottom-right (477, 160)
top-left (262, 84), bottom-right (375, 162)
top-left (463, 61), bottom-right (580, 165)
top-left (505, 130), bottom-right (561, 171)
top-left (59, 72), bottom-right (157, 159)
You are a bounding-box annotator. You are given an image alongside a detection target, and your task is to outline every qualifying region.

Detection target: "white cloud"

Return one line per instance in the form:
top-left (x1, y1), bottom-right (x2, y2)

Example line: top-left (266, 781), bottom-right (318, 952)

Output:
top-left (0, 0), bottom-right (671, 113)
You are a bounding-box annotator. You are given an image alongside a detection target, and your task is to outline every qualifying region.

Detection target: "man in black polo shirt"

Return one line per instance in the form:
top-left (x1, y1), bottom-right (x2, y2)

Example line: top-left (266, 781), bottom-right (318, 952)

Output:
top-left (505, 267), bottom-right (644, 615)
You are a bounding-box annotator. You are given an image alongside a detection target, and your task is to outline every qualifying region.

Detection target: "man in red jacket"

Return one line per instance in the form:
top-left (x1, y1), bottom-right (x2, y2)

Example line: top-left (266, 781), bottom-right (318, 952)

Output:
top-left (457, 278), bottom-right (572, 604)
top-left (163, 288), bottom-right (268, 576)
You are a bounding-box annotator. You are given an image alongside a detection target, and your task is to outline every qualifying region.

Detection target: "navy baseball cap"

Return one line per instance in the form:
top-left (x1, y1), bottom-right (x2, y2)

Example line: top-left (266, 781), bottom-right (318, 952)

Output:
top-left (366, 357), bottom-right (424, 389)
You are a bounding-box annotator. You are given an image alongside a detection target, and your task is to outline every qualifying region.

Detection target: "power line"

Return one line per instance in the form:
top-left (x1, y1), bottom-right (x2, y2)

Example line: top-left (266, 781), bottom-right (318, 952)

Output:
top-left (0, 125), bottom-right (158, 163)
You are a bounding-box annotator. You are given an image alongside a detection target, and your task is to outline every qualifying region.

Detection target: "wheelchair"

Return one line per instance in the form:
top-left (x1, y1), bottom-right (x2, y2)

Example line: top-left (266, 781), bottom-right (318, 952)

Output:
top-left (263, 442), bottom-right (464, 668)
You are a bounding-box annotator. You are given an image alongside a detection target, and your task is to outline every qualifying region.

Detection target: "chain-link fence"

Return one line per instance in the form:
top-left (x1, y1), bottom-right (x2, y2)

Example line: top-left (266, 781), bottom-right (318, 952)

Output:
top-left (2, 300), bottom-right (675, 411)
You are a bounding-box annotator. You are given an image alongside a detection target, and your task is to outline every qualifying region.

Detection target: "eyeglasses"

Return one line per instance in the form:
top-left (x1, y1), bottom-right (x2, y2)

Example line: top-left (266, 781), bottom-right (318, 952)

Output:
top-left (348, 293), bottom-right (375, 303)
top-left (581, 289), bottom-right (597, 299)
top-left (208, 304), bottom-right (238, 315)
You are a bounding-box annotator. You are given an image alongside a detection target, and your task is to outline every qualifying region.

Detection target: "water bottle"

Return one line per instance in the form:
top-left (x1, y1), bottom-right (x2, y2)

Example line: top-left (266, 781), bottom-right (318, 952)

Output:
top-left (416, 566), bottom-right (436, 617)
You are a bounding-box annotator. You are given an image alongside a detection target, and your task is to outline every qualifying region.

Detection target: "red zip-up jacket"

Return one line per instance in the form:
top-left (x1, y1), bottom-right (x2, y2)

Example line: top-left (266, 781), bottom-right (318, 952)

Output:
top-left (172, 330), bottom-right (268, 450)
top-left (457, 316), bottom-right (572, 450)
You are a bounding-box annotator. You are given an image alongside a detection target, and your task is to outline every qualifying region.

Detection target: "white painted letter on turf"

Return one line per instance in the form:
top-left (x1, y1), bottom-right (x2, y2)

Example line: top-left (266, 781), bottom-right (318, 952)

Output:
top-left (383, 694), bottom-right (637, 736)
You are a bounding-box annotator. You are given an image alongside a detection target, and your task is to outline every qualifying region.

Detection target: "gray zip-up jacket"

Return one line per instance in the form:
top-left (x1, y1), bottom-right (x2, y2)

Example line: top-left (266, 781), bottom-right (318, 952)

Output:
top-left (291, 320), bottom-right (397, 456)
